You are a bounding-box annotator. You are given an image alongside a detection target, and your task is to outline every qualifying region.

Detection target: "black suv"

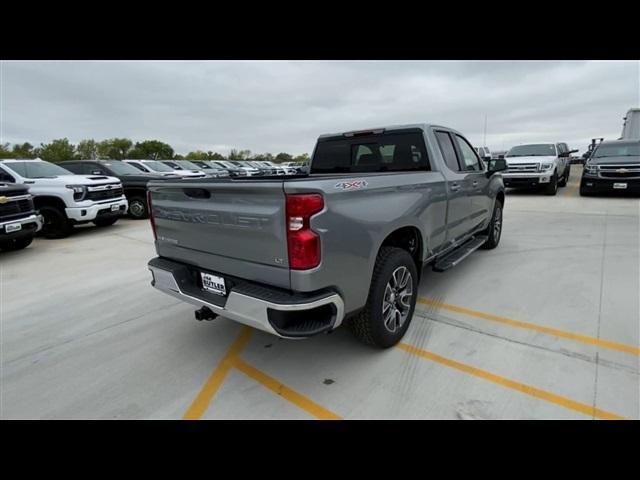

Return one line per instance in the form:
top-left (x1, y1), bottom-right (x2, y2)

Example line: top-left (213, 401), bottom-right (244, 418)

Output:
top-left (61, 160), bottom-right (168, 219)
top-left (0, 183), bottom-right (43, 251)
top-left (580, 140), bottom-right (640, 196)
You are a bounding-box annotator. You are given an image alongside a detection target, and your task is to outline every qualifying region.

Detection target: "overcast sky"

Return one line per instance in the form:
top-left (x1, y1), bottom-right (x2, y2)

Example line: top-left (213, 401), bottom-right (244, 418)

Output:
top-left (1, 60), bottom-right (638, 156)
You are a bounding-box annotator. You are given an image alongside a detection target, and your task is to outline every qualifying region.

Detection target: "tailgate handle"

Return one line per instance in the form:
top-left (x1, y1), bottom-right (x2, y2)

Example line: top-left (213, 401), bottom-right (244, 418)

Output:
top-left (183, 188), bottom-right (211, 199)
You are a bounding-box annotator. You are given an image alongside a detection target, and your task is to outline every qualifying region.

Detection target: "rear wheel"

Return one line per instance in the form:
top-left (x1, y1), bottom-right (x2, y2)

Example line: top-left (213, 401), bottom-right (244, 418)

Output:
top-left (39, 205), bottom-right (73, 239)
top-left (93, 217), bottom-right (119, 227)
top-left (545, 172), bottom-right (558, 195)
top-left (128, 196), bottom-right (149, 219)
top-left (348, 247), bottom-right (418, 348)
top-left (0, 236), bottom-right (33, 251)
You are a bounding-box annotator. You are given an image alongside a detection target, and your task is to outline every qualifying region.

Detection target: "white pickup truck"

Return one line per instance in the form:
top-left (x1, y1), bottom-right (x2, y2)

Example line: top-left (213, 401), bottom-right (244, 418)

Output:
top-left (502, 142), bottom-right (576, 195)
top-left (0, 159), bottom-right (128, 238)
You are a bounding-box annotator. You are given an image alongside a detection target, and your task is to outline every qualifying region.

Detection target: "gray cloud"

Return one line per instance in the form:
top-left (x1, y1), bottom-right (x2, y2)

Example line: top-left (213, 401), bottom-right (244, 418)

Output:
top-left (1, 60), bottom-right (638, 155)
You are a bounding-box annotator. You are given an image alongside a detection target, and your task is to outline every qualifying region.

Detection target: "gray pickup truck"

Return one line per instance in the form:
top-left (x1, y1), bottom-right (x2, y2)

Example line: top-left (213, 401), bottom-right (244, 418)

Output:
top-left (147, 124), bottom-right (507, 348)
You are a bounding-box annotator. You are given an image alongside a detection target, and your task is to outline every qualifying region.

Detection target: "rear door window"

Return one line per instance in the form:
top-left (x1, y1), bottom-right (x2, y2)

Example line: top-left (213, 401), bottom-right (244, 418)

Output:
top-left (61, 163), bottom-right (84, 174)
top-left (128, 162), bottom-right (147, 172)
top-left (311, 131), bottom-right (429, 173)
top-left (435, 131), bottom-right (461, 172)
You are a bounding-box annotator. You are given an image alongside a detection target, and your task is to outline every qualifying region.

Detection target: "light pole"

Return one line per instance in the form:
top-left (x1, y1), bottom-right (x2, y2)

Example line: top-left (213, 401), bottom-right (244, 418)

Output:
top-left (483, 114), bottom-right (487, 147)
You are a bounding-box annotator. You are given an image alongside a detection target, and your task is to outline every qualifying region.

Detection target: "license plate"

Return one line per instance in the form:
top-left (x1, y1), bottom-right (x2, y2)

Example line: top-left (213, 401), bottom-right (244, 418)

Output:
top-left (201, 272), bottom-right (227, 296)
top-left (613, 183), bottom-right (627, 189)
top-left (111, 204), bottom-right (120, 211)
top-left (5, 223), bottom-right (22, 233)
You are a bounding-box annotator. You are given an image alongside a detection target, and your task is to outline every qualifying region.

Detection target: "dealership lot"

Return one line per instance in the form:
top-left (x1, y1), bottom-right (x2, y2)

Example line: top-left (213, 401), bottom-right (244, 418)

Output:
top-left (1, 167), bottom-right (638, 419)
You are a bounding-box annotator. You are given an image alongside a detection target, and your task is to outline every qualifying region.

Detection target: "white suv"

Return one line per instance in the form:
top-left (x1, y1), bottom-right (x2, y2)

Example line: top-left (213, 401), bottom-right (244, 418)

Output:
top-left (0, 159), bottom-right (128, 238)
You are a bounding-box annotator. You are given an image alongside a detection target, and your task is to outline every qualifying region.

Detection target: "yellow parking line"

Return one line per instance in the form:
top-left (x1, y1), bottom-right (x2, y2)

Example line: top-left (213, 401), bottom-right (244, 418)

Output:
top-left (397, 342), bottom-right (626, 419)
top-left (234, 358), bottom-right (342, 420)
top-left (417, 297), bottom-right (640, 356)
top-left (183, 326), bottom-right (253, 420)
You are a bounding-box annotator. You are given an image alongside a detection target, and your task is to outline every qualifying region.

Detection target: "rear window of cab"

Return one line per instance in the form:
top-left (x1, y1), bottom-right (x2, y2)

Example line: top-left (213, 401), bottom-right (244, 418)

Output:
top-left (311, 131), bottom-right (430, 174)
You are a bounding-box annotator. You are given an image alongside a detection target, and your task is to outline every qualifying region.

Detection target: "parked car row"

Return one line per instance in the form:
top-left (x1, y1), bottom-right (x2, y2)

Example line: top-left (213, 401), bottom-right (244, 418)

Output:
top-left (0, 155), bottom-right (311, 251)
top-left (121, 159), bottom-right (304, 178)
top-left (496, 108), bottom-right (640, 197)
top-left (0, 159), bottom-right (128, 243)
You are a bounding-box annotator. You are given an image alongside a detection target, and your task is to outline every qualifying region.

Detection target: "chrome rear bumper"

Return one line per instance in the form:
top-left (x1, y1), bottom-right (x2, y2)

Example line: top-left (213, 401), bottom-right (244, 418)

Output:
top-left (148, 259), bottom-right (345, 338)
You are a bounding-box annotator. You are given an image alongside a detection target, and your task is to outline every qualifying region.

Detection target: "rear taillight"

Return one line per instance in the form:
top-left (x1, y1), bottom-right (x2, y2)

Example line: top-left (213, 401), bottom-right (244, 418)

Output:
top-left (285, 193), bottom-right (324, 270)
top-left (147, 190), bottom-right (157, 241)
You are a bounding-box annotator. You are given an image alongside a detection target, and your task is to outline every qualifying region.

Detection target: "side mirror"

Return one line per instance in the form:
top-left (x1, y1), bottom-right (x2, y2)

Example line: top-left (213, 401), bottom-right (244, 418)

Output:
top-left (569, 149), bottom-right (579, 154)
top-left (487, 158), bottom-right (507, 175)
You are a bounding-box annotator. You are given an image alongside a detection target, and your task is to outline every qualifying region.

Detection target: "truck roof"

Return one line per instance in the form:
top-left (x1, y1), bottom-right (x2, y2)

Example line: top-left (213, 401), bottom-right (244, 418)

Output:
top-left (0, 158), bottom-right (45, 162)
top-left (317, 123), bottom-right (462, 139)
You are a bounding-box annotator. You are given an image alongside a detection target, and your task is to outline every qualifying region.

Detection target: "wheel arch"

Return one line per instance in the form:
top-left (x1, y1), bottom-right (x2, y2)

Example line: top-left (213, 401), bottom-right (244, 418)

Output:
top-left (33, 195), bottom-right (67, 211)
top-left (124, 186), bottom-right (147, 199)
top-left (377, 225), bottom-right (424, 279)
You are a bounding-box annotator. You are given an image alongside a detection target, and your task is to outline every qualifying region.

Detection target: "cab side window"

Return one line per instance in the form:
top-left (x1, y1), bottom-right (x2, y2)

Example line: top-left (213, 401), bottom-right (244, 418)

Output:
top-left (435, 131), bottom-right (461, 172)
top-left (0, 167), bottom-right (16, 183)
top-left (454, 135), bottom-right (483, 171)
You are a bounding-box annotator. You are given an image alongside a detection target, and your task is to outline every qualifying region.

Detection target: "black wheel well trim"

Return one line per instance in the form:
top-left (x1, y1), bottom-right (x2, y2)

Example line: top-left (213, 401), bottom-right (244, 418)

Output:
top-left (124, 188), bottom-right (148, 199)
top-left (378, 226), bottom-right (424, 275)
top-left (33, 195), bottom-right (67, 210)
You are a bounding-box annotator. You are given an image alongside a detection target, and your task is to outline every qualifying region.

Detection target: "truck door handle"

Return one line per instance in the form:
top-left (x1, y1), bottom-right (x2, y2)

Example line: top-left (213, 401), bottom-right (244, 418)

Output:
top-left (472, 181), bottom-right (479, 187)
top-left (450, 183), bottom-right (461, 192)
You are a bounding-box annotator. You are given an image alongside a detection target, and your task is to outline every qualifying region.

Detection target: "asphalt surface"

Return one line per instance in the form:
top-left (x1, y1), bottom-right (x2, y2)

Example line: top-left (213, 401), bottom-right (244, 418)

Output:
top-left (1, 166), bottom-right (639, 419)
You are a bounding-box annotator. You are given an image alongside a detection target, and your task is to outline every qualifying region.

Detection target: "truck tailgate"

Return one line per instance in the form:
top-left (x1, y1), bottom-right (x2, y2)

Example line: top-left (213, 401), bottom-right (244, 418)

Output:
top-left (149, 179), bottom-right (291, 289)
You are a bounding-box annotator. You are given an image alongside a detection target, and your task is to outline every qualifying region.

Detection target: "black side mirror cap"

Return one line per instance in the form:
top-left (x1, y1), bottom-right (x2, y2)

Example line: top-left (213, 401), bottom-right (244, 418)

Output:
top-left (487, 158), bottom-right (507, 176)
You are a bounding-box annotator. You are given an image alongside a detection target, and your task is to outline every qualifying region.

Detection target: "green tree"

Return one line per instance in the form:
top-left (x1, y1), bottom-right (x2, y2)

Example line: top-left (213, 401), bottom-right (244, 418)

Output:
top-left (229, 149), bottom-right (252, 160)
top-left (0, 143), bottom-right (13, 159)
top-left (12, 142), bottom-right (36, 159)
top-left (173, 153), bottom-right (184, 160)
top-left (274, 152), bottom-right (293, 163)
top-left (76, 139), bottom-right (99, 160)
top-left (251, 152), bottom-right (274, 162)
top-left (98, 138), bottom-right (133, 159)
top-left (208, 151), bottom-right (225, 160)
top-left (293, 153), bottom-right (310, 164)
top-left (185, 150), bottom-right (209, 160)
top-left (38, 138), bottom-right (76, 162)
top-left (128, 140), bottom-right (174, 160)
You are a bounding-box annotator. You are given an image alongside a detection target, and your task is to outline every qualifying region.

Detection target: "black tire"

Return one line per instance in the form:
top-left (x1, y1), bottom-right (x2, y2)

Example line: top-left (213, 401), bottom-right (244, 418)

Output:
top-left (544, 172), bottom-right (558, 195)
top-left (39, 205), bottom-right (73, 239)
top-left (93, 217), bottom-right (119, 227)
top-left (558, 165), bottom-right (570, 187)
top-left (348, 247), bottom-right (418, 348)
top-left (480, 199), bottom-right (503, 250)
top-left (0, 236), bottom-right (33, 251)
top-left (128, 196), bottom-right (149, 219)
